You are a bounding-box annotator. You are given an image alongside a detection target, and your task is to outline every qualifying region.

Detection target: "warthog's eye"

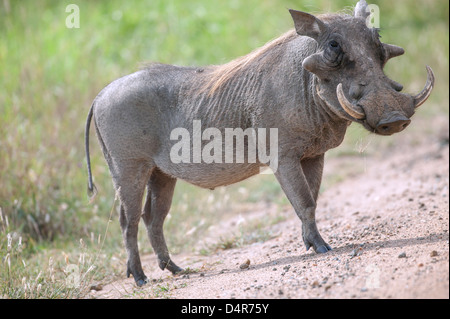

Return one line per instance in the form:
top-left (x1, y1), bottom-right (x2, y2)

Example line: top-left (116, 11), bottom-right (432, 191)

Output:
top-left (328, 40), bottom-right (342, 54)
top-left (329, 40), bottom-right (339, 48)
top-left (324, 40), bottom-right (343, 66)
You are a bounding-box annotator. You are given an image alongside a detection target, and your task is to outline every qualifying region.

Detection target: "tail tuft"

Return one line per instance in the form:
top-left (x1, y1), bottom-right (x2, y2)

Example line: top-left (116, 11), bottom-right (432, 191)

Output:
top-left (87, 182), bottom-right (98, 204)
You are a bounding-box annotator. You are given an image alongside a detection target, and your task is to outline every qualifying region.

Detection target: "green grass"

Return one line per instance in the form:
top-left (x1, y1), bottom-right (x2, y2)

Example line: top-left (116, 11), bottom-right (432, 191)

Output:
top-left (0, 0), bottom-right (448, 298)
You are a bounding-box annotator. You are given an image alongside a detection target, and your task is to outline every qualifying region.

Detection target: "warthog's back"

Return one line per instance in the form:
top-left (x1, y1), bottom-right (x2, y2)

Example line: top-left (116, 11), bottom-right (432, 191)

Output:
top-left (93, 65), bottom-right (188, 163)
top-left (92, 64), bottom-right (269, 189)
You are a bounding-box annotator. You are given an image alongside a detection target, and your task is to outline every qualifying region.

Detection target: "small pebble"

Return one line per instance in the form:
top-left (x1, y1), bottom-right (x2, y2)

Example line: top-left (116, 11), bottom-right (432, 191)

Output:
top-left (398, 252), bottom-right (407, 258)
top-left (239, 259), bottom-right (250, 269)
top-left (349, 248), bottom-right (362, 258)
top-left (90, 283), bottom-right (103, 291)
top-left (430, 250), bottom-right (438, 257)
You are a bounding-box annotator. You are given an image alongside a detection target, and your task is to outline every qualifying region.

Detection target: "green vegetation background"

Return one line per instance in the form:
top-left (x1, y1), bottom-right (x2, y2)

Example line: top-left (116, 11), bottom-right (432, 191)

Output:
top-left (0, 0), bottom-right (448, 298)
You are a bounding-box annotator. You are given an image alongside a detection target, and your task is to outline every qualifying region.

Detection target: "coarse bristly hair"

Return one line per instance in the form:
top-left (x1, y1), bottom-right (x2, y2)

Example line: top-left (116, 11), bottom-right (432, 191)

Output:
top-left (202, 11), bottom-right (369, 96)
top-left (203, 29), bottom-right (298, 95)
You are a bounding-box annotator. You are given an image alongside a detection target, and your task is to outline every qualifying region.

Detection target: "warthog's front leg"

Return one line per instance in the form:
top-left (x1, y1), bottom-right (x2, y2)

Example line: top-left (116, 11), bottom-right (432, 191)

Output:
top-left (274, 153), bottom-right (331, 253)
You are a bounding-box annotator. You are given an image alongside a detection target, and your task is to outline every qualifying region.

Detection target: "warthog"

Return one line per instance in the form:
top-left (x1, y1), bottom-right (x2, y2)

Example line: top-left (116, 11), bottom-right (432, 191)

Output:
top-left (85, 0), bottom-right (434, 286)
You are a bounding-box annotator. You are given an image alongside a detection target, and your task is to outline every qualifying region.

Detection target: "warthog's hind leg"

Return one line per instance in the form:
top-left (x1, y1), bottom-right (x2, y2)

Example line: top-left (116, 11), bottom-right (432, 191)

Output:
top-left (115, 161), bottom-right (152, 287)
top-left (142, 168), bottom-right (183, 275)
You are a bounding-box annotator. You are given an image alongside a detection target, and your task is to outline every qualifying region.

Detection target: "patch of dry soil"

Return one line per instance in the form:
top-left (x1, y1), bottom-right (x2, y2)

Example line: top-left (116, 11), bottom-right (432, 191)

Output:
top-left (92, 119), bottom-right (449, 299)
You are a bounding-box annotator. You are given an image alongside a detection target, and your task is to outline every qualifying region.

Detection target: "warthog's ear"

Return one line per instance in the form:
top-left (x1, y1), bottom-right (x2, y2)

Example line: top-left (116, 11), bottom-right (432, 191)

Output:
top-left (289, 9), bottom-right (327, 40)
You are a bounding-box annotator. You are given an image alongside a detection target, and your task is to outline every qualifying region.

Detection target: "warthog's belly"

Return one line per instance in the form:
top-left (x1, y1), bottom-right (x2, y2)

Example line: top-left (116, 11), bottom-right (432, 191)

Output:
top-left (160, 162), bottom-right (264, 189)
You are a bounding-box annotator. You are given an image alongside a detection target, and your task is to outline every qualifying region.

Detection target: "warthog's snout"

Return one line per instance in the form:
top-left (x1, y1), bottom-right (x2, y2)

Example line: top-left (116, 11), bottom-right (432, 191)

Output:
top-left (376, 112), bottom-right (411, 136)
top-left (336, 66), bottom-right (435, 135)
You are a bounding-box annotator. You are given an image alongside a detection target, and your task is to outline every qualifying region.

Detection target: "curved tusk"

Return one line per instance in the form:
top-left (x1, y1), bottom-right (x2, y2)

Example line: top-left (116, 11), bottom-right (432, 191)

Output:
top-left (336, 83), bottom-right (366, 120)
top-left (414, 66), bottom-right (435, 109)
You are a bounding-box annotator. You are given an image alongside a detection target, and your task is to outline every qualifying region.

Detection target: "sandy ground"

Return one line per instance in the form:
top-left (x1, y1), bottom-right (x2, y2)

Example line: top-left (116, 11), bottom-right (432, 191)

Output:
top-left (91, 117), bottom-right (449, 299)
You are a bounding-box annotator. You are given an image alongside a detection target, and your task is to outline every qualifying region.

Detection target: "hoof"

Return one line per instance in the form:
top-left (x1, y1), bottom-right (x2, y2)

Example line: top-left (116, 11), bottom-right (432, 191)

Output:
top-left (315, 244), bottom-right (332, 254)
top-left (170, 265), bottom-right (184, 275)
top-left (126, 266), bottom-right (148, 287)
top-left (158, 258), bottom-right (183, 275)
top-left (302, 224), bottom-right (332, 254)
top-left (135, 277), bottom-right (149, 287)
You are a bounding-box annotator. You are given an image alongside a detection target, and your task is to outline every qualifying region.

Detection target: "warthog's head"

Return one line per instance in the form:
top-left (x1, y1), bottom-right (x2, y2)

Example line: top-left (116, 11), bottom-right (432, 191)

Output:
top-left (290, 0), bottom-right (434, 136)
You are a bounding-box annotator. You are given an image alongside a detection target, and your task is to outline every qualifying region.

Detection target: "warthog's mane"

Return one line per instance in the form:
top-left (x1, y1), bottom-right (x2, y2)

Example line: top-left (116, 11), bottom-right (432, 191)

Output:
top-left (141, 8), bottom-right (380, 96)
top-left (203, 29), bottom-right (298, 95)
top-left (203, 12), bottom-right (365, 95)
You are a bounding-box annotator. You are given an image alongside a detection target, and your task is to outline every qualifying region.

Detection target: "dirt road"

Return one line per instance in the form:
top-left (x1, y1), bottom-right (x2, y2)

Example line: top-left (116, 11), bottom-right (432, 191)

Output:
top-left (92, 117), bottom-right (449, 299)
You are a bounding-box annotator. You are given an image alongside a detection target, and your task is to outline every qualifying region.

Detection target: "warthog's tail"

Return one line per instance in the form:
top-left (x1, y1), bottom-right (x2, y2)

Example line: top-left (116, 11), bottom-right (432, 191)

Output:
top-left (85, 101), bottom-right (98, 202)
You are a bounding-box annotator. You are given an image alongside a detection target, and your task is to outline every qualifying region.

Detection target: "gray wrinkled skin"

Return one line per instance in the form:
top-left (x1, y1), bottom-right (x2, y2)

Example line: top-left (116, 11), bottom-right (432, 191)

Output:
top-left (85, 0), bottom-right (434, 286)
